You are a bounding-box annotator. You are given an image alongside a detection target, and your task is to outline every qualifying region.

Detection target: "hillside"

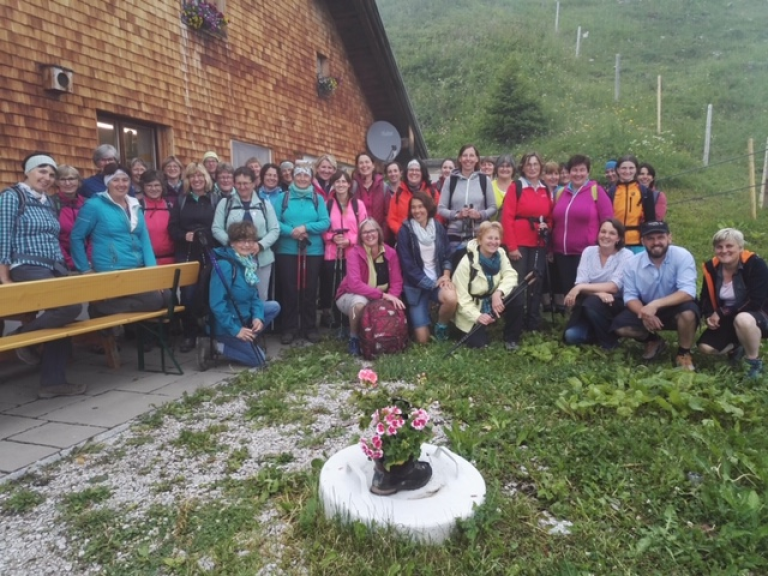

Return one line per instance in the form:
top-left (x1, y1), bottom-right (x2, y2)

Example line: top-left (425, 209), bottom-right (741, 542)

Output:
top-left (378, 0), bottom-right (768, 196)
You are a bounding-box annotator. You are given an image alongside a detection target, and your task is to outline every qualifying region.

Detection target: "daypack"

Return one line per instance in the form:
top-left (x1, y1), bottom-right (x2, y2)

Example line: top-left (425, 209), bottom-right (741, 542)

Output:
top-left (447, 173), bottom-right (489, 209)
top-left (326, 197), bottom-right (360, 224)
top-left (192, 253), bottom-right (237, 322)
top-left (223, 195), bottom-right (272, 231)
top-left (555, 183), bottom-right (599, 203)
top-left (359, 299), bottom-right (408, 360)
top-left (606, 183), bottom-right (658, 228)
top-left (281, 189), bottom-right (320, 212)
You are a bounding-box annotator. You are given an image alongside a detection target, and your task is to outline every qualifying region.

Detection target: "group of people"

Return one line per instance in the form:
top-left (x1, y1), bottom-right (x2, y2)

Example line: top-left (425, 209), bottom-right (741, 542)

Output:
top-left (1, 143), bottom-right (765, 399)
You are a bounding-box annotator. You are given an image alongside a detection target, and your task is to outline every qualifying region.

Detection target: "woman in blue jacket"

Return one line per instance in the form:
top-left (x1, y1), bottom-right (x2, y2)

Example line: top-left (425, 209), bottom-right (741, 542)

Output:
top-left (396, 192), bottom-right (457, 343)
top-left (274, 164), bottom-right (331, 344)
top-left (197, 221), bottom-right (281, 369)
top-left (70, 163), bottom-right (169, 365)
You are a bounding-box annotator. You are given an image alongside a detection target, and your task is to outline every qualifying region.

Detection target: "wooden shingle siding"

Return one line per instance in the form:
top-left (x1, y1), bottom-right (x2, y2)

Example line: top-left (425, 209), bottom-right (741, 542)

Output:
top-left (0, 0), bottom-right (378, 183)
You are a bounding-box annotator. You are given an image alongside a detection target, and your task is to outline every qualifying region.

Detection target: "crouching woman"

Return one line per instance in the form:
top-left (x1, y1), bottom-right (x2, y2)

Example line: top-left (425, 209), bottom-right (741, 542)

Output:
top-left (453, 221), bottom-right (517, 348)
top-left (199, 221), bottom-right (280, 369)
top-left (335, 218), bottom-right (404, 356)
top-left (698, 228), bottom-right (768, 379)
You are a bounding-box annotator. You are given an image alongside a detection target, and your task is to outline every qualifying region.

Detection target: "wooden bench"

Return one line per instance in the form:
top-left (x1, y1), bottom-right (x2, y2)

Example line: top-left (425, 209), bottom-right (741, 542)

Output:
top-left (0, 262), bottom-right (200, 374)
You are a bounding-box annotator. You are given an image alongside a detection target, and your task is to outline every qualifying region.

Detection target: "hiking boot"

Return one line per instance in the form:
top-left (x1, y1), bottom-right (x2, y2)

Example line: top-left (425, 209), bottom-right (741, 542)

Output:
top-left (675, 353), bottom-right (695, 372)
top-left (348, 336), bottom-right (361, 356)
top-left (305, 329), bottom-right (321, 344)
top-left (38, 382), bottom-right (87, 399)
top-left (728, 345), bottom-right (745, 368)
top-left (642, 338), bottom-right (667, 361)
top-left (746, 358), bottom-right (764, 380)
top-left (103, 335), bottom-right (121, 369)
top-left (15, 345), bottom-right (40, 366)
top-left (196, 336), bottom-right (210, 372)
top-left (280, 331), bottom-right (295, 345)
top-left (179, 337), bottom-right (196, 353)
top-left (434, 323), bottom-right (449, 342)
top-left (370, 460), bottom-right (433, 496)
top-left (505, 340), bottom-right (519, 352)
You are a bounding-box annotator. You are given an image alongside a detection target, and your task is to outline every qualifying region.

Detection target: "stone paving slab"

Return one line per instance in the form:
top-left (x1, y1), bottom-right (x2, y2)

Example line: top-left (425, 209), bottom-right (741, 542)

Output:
top-left (0, 441), bottom-right (60, 473)
top-left (42, 390), bottom-right (172, 428)
top-left (8, 422), bottom-right (107, 449)
top-left (0, 415), bottom-right (47, 440)
top-left (3, 394), bottom-right (86, 418)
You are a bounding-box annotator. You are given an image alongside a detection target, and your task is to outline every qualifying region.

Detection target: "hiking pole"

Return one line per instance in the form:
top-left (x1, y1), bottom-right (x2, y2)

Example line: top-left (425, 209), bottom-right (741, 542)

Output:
top-left (331, 228), bottom-right (348, 327)
top-left (538, 217), bottom-right (555, 324)
top-left (297, 237), bottom-right (309, 334)
top-left (196, 231), bottom-right (267, 367)
top-left (444, 271), bottom-right (538, 358)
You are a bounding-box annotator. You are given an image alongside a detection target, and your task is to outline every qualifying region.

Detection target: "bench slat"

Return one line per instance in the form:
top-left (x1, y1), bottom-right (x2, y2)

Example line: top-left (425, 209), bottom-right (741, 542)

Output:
top-left (0, 262), bottom-right (199, 317)
top-left (0, 308), bottom-right (185, 352)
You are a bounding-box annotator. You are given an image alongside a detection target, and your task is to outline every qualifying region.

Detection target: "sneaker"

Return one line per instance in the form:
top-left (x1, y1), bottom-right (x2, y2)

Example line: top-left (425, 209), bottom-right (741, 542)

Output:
top-left (280, 331), bottom-right (295, 345)
top-left (305, 329), bottom-right (321, 344)
top-left (434, 323), bottom-right (449, 342)
top-left (15, 345), bottom-right (41, 366)
top-left (103, 335), bottom-right (121, 369)
top-left (642, 339), bottom-right (668, 361)
top-left (675, 353), bottom-right (695, 372)
top-left (746, 358), bottom-right (764, 379)
top-left (728, 345), bottom-right (745, 368)
top-left (196, 336), bottom-right (210, 372)
top-left (504, 341), bottom-right (519, 352)
top-left (38, 382), bottom-right (87, 399)
top-left (348, 336), bottom-right (361, 356)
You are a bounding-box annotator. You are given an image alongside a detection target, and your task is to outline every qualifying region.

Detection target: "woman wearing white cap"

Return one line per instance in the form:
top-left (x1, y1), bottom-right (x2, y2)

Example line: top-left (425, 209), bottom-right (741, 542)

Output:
top-left (0, 151), bottom-right (83, 398)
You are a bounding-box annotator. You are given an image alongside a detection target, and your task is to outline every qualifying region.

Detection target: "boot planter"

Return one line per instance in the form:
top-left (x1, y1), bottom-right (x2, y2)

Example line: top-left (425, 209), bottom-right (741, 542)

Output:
top-left (370, 457), bottom-right (433, 496)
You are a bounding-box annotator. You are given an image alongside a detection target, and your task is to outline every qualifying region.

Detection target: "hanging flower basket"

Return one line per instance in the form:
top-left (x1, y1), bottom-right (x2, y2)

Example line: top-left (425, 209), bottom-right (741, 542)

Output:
top-left (181, 0), bottom-right (228, 37)
top-left (317, 75), bottom-right (342, 97)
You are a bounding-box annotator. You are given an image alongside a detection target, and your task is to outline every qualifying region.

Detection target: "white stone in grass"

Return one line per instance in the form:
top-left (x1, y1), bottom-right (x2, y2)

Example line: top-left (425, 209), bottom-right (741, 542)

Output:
top-left (538, 511), bottom-right (574, 535)
top-left (319, 443), bottom-right (485, 544)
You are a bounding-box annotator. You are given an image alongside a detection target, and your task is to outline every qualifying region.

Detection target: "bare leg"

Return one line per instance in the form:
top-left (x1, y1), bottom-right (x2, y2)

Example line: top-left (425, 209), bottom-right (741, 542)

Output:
top-left (437, 287), bottom-right (458, 325)
top-left (615, 326), bottom-right (649, 340)
top-left (349, 303), bottom-right (365, 337)
top-left (734, 312), bottom-right (762, 359)
top-left (676, 310), bottom-right (697, 349)
top-left (413, 326), bottom-right (430, 344)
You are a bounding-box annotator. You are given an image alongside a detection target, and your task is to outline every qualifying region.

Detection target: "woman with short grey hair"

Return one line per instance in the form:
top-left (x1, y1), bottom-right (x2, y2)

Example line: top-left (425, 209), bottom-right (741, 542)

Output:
top-left (79, 144), bottom-right (118, 198)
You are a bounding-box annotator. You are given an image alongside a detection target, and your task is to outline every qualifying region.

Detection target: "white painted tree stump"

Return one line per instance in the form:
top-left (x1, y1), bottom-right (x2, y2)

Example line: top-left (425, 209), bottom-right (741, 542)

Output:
top-left (319, 443), bottom-right (486, 543)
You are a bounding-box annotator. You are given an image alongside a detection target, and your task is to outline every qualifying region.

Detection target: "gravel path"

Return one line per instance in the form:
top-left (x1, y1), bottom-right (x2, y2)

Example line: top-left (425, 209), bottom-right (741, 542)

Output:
top-left (0, 379), bottom-right (446, 575)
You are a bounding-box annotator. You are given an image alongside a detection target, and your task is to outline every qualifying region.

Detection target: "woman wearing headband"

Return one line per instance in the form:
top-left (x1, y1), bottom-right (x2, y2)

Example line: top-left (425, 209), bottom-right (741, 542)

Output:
top-left (0, 152), bottom-right (83, 398)
top-left (71, 163), bottom-right (170, 362)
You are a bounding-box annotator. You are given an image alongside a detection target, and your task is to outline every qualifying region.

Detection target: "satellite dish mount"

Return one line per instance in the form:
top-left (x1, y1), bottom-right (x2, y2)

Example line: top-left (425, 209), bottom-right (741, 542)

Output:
top-left (366, 121), bottom-right (402, 162)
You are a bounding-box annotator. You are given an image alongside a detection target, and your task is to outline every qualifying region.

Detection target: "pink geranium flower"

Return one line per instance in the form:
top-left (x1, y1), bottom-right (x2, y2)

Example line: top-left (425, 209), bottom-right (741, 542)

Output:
top-left (358, 368), bottom-right (378, 387)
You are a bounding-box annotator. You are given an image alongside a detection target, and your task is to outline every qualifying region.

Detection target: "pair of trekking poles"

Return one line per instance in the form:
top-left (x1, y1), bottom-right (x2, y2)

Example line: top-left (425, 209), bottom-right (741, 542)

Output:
top-left (196, 231), bottom-right (267, 368)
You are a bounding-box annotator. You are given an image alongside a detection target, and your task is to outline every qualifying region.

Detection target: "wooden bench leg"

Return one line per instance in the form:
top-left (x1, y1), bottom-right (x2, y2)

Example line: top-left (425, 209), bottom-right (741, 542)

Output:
top-left (103, 333), bottom-right (121, 369)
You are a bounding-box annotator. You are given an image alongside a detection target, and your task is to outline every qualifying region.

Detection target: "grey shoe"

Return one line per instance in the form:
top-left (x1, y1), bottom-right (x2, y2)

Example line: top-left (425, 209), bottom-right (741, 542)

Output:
top-left (196, 337), bottom-right (210, 371)
top-left (39, 382), bottom-right (87, 399)
top-left (16, 346), bottom-right (41, 366)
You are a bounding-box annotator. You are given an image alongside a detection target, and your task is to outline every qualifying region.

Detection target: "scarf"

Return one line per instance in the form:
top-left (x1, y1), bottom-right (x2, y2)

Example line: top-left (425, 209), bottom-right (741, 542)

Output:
top-left (407, 181), bottom-right (421, 195)
top-left (477, 251), bottom-right (501, 314)
top-left (233, 252), bottom-right (259, 286)
top-left (365, 245), bottom-right (388, 291)
top-left (410, 218), bottom-right (436, 246)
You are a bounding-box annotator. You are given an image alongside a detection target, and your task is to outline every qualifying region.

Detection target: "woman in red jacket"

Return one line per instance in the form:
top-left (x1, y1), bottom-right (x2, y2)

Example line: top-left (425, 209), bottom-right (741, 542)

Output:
top-left (139, 170), bottom-right (175, 265)
top-left (352, 152), bottom-right (390, 244)
top-left (53, 165), bottom-right (87, 270)
top-left (500, 151), bottom-right (552, 350)
top-left (387, 159), bottom-right (439, 237)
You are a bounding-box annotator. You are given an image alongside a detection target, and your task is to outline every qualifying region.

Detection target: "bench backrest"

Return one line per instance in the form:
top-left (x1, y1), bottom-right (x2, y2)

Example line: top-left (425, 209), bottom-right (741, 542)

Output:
top-left (0, 262), bottom-right (200, 317)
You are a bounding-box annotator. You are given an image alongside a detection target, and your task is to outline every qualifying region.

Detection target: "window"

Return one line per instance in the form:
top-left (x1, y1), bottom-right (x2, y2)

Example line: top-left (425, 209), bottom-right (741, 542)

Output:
top-left (317, 53), bottom-right (329, 78)
top-left (231, 140), bottom-right (271, 168)
top-left (97, 114), bottom-right (159, 168)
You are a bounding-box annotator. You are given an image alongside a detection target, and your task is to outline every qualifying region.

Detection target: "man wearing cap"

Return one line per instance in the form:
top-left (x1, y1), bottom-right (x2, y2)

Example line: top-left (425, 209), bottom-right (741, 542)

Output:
top-left (202, 151), bottom-right (219, 182)
top-left (0, 152), bottom-right (84, 397)
top-left (611, 221), bottom-right (699, 370)
top-left (79, 144), bottom-right (118, 198)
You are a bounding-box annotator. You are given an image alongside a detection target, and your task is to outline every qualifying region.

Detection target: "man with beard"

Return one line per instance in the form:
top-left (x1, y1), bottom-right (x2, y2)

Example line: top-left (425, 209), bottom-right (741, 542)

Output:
top-left (611, 221), bottom-right (699, 370)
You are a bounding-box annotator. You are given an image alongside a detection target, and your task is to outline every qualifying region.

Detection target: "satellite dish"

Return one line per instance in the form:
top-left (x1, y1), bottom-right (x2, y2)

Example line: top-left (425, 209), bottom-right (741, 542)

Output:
top-left (366, 121), bottom-right (402, 162)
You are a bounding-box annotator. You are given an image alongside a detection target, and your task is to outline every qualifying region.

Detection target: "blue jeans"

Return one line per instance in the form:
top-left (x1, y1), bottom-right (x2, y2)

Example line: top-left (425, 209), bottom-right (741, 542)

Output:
top-left (564, 294), bottom-right (622, 349)
top-left (217, 301), bottom-right (280, 367)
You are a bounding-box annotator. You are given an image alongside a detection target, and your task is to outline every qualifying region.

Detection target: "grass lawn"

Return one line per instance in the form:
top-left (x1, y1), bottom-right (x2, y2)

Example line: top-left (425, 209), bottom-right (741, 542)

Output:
top-left (2, 191), bottom-right (767, 575)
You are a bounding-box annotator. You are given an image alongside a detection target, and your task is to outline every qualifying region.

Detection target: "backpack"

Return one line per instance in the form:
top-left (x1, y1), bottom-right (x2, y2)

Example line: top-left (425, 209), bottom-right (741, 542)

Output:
top-left (192, 253), bottom-right (237, 322)
top-left (223, 195), bottom-right (271, 231)
top-left (447, 173), bottom-right (489, 209)
top-left (606, 184), bottom-right (658, 225)
top-left (359, 299), bottom-right (409, 360)
top-left (463, 250), bottom-right (496, 301)
top-left (326, 197), bottom-right (360, 223)
top-left (555, 183), bottom-right (599, 203)
top-left (282, 189), bottom-right (320, 212)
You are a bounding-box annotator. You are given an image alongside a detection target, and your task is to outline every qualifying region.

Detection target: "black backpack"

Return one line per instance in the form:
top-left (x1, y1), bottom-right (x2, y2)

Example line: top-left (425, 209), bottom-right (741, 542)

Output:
top-left (192, 254), bottom-right (238, 322)
top-left (606, 183), bottom-right (658, 224)
top-left (447, 173), bottom-right (489, 209)
top-left (281, 189), bottom-right (320, 212)
top-left (326, 197), bottom-right (360, 223)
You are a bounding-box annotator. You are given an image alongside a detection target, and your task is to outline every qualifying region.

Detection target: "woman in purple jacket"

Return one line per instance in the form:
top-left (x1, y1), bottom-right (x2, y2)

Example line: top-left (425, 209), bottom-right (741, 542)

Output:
top-left (335, 218), bottom-right (404, 356)
top-left (551, 154), bottom-right (614, 303)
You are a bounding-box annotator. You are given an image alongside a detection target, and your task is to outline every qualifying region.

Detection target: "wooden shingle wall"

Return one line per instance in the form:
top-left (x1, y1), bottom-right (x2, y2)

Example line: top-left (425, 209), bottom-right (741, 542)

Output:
top-left (0, 0), bottom-right (374, 184)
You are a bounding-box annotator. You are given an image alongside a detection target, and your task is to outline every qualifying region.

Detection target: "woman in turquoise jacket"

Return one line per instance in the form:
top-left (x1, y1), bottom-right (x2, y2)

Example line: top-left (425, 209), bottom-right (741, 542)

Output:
top-left (198, 221), bottom-right (281, 369)
top-left (274, 164), bottom-right (331, 344)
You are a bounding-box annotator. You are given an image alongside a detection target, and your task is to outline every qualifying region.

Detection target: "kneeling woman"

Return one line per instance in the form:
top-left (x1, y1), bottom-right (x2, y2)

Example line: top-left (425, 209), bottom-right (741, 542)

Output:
top-left (698, 228), bottom-right (768, 379)
top-left (335, 218), bottom-right (404, 356)
top-left (562, 218), bottom-right (634, 349)
top-left (201, 221), bottom-right (281, 369)
top-left (453, 222), bottom-right (517, 348)
top-left (396, 192), bottom-right (457, 343)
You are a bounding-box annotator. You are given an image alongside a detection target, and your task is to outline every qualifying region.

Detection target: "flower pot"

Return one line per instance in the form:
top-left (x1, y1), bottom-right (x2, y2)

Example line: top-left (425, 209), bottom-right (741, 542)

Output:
top-left (370, 457), bottom-right (432, 496)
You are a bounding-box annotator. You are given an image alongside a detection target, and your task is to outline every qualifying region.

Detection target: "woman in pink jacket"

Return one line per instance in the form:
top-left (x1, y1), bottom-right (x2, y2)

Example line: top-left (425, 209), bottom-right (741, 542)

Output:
top-left (551, 154), bottom-right (614, 303)
top-left (319, 170), bottom-right (368, 328)
top-left (138, 170), bottom-right (175, 265)
top-left (53, 165), bottom-right (87, 270)
top-left (335, 218), bottom-right (404, 355)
